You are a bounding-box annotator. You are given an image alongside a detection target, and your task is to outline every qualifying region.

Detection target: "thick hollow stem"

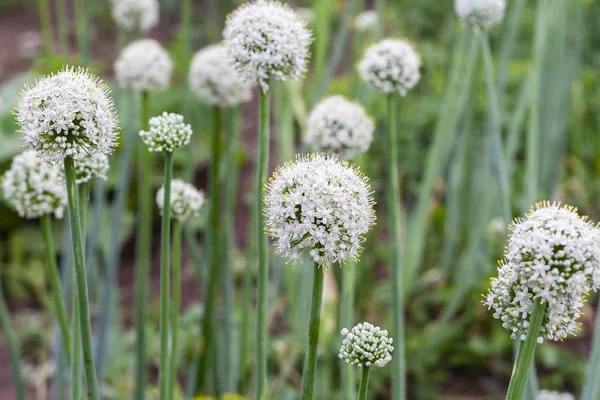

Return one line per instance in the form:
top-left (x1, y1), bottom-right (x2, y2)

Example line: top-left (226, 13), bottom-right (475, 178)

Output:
top-left (159, 151), bottom-right (174, 400)
top-left (340, 264), bottom-right (357, 400)
top-left (0, 279), bottom-right (25, 400)
top-left (300, 263), bottom-right (325, 400)
top-left (169, 220), bottom-right (182, 400)
top-left (134, 90), bottom-right (152, 400)
top-left (387, 94), bottom-right (406, 400)
top-left (64, 156), bottom-right (99, 400)
top-left (40, 214), bottom-right (72, 362)
top-left (255, 88), bottom-right (271, 400)
top-left (505, 300), bottom-right (546, 400)
top-left (37, 0), bottom-right (54, 54)
top-left (358, 367), bottom-right (371, 400)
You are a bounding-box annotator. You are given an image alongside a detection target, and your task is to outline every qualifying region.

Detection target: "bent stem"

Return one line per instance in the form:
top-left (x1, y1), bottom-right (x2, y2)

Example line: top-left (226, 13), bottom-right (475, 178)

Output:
top-left (0, 277), bottom-right (25, 400)
top-left (255, 87), bottom-right (271, 400)
top-left (64, 156), bottom-right (99, 400)
top-left (40, 214), bottom-right (72, 362)
top-left (505, 300), bottom-right (546, 400)
top-left (299, 263), bottom-right (325, 400)
top-left (159, 151), bottom-right (174, 400)
top-left (387, 94), bottom-right (406, 400)
top-left (358, 367), bottom-right (371, 400)
top-left (169, 219), bottom-right (183, 400)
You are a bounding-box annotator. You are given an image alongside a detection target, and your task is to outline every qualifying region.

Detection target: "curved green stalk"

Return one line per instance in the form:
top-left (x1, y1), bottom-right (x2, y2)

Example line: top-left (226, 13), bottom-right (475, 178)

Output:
top-left (358, 367), bottom-right (370, 400)
top-left (255, 88), bottom-right (271, 400)
top-left (64, 156), bottom-right (99, 400)
top-left (40, 214), bottom-right (72, 362)
top-left (387, 94), bottom-right (406, 400)
top-left (169, 220), bottom-right (182, 400)
top-left (134, 90), bottom-right (153, 400)
top-left (0, 277), bottom-right (25, 400)
top-left (505, 300), bottom-right (546, 400)
top-left (299, 263), bottom-right (325, 400)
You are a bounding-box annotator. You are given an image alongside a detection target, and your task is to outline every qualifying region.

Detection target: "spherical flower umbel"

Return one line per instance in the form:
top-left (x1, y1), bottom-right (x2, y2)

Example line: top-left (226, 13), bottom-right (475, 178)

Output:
top-left (306, 95), bottom-right (374, 160)
top-left (114, 39), bottom-right (173, 92)
top-left (156, 179), bottom-right (205, 222)
top-left (264, 153), bottom-right (375, 266)
top-left (354, 10), bottom-right (379, 32)
top-left (15, 67), bottom-right (119, 164)
top-left (111, 0), bottom-right (159, 32)
top-left (455, 0), bottom-right (506, 30)
top-left (223, 0), bottom-right (313, 92)
top-left (2, 150), bottom-right (67, 219)
top-left (537, 391), bottom-right (575, 400)
top-left (339, 322), bottom-right (393, 368)
top-left (357, 39), bottom-right (421, 96)
top-left (189, 44), bottom-right (253, 107)
top-left (484, 202), bottom-right (600, 342)
top-left (74, 153), bottom-right (109, 184)
top-left (139, 112), bottom-right (192, 152)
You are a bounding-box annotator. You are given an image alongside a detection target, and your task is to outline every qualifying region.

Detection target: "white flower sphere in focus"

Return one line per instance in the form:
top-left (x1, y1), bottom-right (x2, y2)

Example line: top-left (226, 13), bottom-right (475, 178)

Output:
top-left (354, 10), bottom-right (378, 32)
top-left (455, 0), bottom-right (506, 30)
top-left (114, 39), bottom-right (173, 92)
top-left (139, 112), bottom-right (192, 152)
top-left (339, 322), bottom-right (393, 368)
top-left (111, 0), bottom-right (159, 32)
top-left (189, 44), bottom-right (252, 107)
top-left (264, 153), bottom-right (375, 266)
top-left (357, 39), bottom-right (421, 96)
top-left (484, 202), bottom-right (600, 342)
top-left (156, 179), bottom-right (205, 222)
top-left (74, 153), bottom-right (109, 184)
top-left (15, 67), bottom-right (119, 164)
top-left (537, 391), bottom-right (575, 400)
top-left (2, 150), bottom-right (67, 219)
top-left (306, 95), bottom-right (374, 160)
top-left (223, 0), bottom-right (313, 92)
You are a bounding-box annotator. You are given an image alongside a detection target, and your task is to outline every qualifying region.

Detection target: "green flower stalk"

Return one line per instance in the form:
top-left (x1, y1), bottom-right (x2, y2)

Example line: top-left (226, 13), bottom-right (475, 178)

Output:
top-left (140, 112), bottom-right (193, 400)
top-left (223, 2), bottom-right (312, 398)
top-left (264, 154), bottom-right (375, 399)
top-left (0, 276), bottom-right (25, 400)
top-left (357, 38), bottom-right (421, 400)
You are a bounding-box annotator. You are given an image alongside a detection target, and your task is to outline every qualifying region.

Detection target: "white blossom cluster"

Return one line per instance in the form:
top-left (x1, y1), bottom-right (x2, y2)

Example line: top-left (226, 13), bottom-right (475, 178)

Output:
top-left (2, 150), bottom-right (67, 219)
top-left (357, 39), bottom-right (421, 96)
top-left (537, 390), bottom-right (575, 400)
top-left (354, 10), bottom-right (379, 32)
top-left (306, 95), bottom-right (374, 160)
top-left (264, 153), bottom-right (375, 267)
top-left (74, 153), bottom-right (109, 184)
top-left (484, 202), bottom-right (600, 342)
top-left (111, 0), bottom-right (159, 32)
top-left (455, 0), bottom-right (506, 30)
top-left (156, 179), bottom-right (205, 222)
top-left (15, 67), bottom-right (119, 164)
top-left (339, 322), bottom-right (393, 368)
top-left (139, 112), bottom-right (192, 153)
top-left (223, 0), bottom-right (313, 92)
top-left (189, 44), bottom-right (253, 107)
top-left (114, 39), bottom-right (173, 92)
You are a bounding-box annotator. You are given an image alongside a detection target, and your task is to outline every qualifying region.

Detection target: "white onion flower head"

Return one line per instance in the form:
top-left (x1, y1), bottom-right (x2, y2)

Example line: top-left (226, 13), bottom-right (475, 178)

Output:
top-left (15, 67), bottom-right (119, 164)
top-left (537, 391), bottom-right (575, 400)
top-left (338, 322), bottom-right (393, 368)
top-left (223, 0), bottom-right (313, 92)
top-left (264, 153), bottom-right (375, 267)
top-left (2, 150), bottom-right (67, 219)
top-left (111, 0), bottom-right (159, 32)
top-left (74, 153), bottom-right (109, 184)
top-left (156, 179), bottom-right (205, 222)
top-left (484, 202), bottom-right (600, 342)
top-left (455, 0), bottom-right (506, 30)
top-left (354, 10), bottom-right (379, 33)
top-left (114, 39), bottom-right (173, 92)
top-left (357, 39), bottom-right (421, 96)
top-left (189, 44), bottom-right (252, 107)
top-left (306, 95), bottom-right (374, 160)
top-left (139, 112), bottom-right (192, 152)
